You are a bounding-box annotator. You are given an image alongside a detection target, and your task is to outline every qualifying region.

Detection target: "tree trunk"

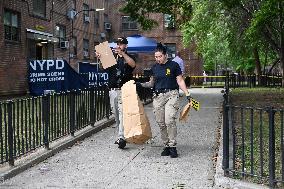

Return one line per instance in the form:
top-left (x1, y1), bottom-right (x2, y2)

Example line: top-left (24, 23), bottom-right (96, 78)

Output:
top-left (253, 47), bottom-right (262, 85)
top-left (279, 2), bottom-right (284, 87)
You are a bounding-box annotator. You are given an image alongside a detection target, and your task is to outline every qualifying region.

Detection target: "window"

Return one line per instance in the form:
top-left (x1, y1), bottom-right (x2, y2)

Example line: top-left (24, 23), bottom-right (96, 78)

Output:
top-left (164, 14), bottom-right (175, 29)
top-left (83, 4), bottom-right (90, 23)
top-left (164, 43), bottom-right (176, 58)
top-left (72, 37), bottom-right (77, 56)
top-left (83, 39), bottom-right (89, 58)
top-left (33, 0), bottom-right (46, 17)
top-left (71, 0), bottom-right (76, 10)
top-left (95, 11), bottom-right (100, 28)
top-left (55, 25), bottom-right (66, 42)
top-left (122, 16), bottom-right (138, 30)
top-left (4, 9), bottom-right (20, 41)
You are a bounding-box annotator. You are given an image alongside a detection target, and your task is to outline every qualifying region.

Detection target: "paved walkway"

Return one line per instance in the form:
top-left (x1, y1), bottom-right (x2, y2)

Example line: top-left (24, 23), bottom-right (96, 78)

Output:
top-left (0, 88), bottom-right (224, 189)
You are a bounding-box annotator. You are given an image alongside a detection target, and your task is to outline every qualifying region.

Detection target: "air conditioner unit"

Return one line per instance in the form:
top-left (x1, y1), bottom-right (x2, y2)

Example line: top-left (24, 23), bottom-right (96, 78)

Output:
top-left (164, 22), bottom-right (169, 28)
top-left (60, 41), bottom-right (69, 49)
top-left (84, 16), bottom-right (90, 23)
top-left (165, 22), bottom-right (175, 28)
top-left (67, 10), bottom-right (77, 19)
top-left (83, 51), bottom-right (89, 57)
top-left (104, 22), bottom-right (112, 30)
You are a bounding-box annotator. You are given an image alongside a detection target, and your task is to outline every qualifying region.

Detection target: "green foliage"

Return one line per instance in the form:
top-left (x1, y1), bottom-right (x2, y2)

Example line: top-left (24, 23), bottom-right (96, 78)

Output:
top-left (121, 0), bottom-right (192, 30)
top-left (121, 0), bottom-right (284, 77)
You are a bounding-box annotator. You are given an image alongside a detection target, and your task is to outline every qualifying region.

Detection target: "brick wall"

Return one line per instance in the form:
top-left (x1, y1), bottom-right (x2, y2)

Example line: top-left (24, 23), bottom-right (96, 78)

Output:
top-left (106, 0), bottom-right (203, 76)
top-left (0, 0), bottom-right (106, 96)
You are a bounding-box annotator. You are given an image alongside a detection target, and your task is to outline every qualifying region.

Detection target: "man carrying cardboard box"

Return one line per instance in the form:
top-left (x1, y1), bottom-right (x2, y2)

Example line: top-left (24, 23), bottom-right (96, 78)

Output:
top-left (96, 37), bottom-right (136, 149)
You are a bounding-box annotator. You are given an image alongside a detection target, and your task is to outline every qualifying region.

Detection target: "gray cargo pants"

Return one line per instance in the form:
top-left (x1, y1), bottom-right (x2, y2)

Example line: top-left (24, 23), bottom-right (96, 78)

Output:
top-left (109, 89), bottom-right (124, 139)
top-left (153, 90), bottom-right (179, 147)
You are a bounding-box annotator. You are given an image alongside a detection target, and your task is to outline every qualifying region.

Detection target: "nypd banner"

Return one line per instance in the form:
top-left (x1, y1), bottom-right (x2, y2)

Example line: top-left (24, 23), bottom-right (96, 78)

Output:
top-left (78, 62), bottom-right (108, 87)
top-left (28, 59), bottom-right (89, 96)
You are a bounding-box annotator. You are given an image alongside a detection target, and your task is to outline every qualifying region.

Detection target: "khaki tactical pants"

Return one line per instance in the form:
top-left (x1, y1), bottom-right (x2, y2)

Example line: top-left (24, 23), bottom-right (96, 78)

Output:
top-left (153, 90), bottom-right (179, 147)
top-left (109, 89), bottom-right (124, 139)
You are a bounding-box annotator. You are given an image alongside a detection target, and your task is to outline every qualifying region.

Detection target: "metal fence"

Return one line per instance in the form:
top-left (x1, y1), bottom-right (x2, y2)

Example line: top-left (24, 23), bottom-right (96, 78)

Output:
top-left (184, 76), bottom-right (226, 88)
top-left (182, 74), bottom-right (283, 88)
top-left (222, 86), bottom-right (284, 188)
top-left (227, 74), bottom-right (282, 88)
top-left (0, 80), bottom-right (153, 166)
top-left (0, 86), bottom-right (111, 165)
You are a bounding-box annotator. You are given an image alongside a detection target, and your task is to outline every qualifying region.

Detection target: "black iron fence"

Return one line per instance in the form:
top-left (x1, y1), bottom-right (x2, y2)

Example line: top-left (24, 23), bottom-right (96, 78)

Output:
top-left (0, 80), bottom-right (153, 166)
top-left (184, 76), bottom-right (226, 88)
top-left (0, 86), bottom-right (111, 165)
top-left (222, 85), bottom-right (284, 188)
top-left (226, 74), bottom-right (282, 88)
top-left (183, 74), bottom-right (282, 88)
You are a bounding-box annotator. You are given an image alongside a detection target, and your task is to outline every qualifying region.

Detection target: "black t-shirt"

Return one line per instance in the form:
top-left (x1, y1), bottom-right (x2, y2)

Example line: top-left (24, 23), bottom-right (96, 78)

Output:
top-left (106, 52), bottom-right (136, 88)
top-left (150, 60), bottom-right (182, 91)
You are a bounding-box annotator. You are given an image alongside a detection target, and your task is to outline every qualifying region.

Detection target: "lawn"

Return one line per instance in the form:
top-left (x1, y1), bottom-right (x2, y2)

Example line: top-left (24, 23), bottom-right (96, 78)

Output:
top-left (228, 87), bottom-right (284, 187)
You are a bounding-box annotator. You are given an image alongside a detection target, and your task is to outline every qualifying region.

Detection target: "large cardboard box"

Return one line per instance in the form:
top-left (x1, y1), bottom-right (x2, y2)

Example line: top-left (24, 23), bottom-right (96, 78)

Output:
top-left (121, 80), bottom-right (152, 144)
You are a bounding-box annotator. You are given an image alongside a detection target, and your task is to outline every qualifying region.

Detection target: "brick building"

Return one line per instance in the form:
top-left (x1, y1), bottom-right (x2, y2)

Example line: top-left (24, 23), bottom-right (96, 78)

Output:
top-left (105, 0), bottom-right (203, 75)
top-left (0, 0), bottom-right (202, 96)
top-left (0, 0), bottom-right (105, 96)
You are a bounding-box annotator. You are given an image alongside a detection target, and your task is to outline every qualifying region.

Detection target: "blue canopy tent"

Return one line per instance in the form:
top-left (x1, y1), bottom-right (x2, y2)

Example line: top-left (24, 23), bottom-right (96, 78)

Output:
top-left (109, 35), bottom-right (157, 53)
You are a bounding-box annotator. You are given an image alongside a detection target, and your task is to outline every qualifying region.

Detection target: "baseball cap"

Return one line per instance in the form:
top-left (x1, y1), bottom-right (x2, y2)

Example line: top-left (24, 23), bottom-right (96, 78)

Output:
top-left (116, 37), bottom-right (128, 44)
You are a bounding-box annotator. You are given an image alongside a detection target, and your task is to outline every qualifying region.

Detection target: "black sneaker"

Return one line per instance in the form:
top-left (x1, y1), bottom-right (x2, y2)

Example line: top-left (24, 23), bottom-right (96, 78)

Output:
top-left (161, 147), bottom-right (170, 156)
top-left (169, 147), bottom-right (178, 158)
top-left (114, 138), bottom-right (126, 149)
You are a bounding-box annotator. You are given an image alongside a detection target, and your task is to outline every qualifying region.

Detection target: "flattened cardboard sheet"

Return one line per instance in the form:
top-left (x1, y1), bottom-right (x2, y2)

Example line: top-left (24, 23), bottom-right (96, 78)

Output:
top-left (95, 41), bottom-right (116, 69)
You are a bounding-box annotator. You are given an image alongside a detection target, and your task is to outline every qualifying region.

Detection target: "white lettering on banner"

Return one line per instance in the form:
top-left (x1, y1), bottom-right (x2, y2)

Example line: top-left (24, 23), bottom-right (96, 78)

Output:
top-left (29, 60), bottom-right (65, 71)
top-left (37, 60), bottom-right (45, 70)
top-left (49, 77), bottom-right (64, 81)
top-left (88, 72), bottom-right (108, 87)
top-left (36, 78), bottom-right (47, 82)
top-left (56, 60), bottom-right (64, 70)
top-left (46, 60), bottom-right (54, 70)
top-left (101, 73), bottom-right (108, 80)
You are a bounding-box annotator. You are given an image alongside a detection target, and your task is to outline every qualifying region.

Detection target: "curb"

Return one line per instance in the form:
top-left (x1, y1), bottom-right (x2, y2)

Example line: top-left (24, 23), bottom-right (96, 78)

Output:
top-left (214, 121), bottom-right (269, 189)
top-left (0, 117), bottom-right (115, 182)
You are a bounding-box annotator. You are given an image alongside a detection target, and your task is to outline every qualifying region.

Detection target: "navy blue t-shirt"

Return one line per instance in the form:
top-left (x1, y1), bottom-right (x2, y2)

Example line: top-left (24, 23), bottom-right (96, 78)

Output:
top-left (106, 52), bottom-right (136, 88)
top-left (150, 60), bottom-right (182, 91)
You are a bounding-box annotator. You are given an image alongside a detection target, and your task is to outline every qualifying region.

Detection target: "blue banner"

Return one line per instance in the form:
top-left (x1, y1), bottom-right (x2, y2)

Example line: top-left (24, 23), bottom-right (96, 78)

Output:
top-left (78, 62), bottom-right (108, 87)
top-left (28, 59), bottom-right (89, 96)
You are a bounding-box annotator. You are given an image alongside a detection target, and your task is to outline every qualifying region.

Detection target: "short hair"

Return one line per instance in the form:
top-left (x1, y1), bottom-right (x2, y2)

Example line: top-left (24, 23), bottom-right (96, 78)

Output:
top-left (155, 43), bottom-right (167, 55)
top-left (116, 37), bottom-right (128, 44)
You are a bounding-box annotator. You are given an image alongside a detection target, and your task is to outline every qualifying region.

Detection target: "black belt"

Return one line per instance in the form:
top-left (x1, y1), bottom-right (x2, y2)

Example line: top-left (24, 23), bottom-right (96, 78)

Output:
top-left (154, 89), bottom-right (177, 95)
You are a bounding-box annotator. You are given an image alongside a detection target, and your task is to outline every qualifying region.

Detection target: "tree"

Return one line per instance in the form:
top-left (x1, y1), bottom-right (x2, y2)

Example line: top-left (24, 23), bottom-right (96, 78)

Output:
top-left (122, 0), bottom-right (284, 86)
top-left (120, 0), bottom-right (192, 30)
top-left (219, 0), bottom-right (284, 85)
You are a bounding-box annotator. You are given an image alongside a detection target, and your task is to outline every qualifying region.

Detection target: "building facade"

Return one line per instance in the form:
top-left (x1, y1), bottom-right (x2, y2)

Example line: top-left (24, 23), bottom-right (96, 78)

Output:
top-left (0, 0), bottom-right (106, 96)
top-left (105, 0), bottom-right (203, 76)
top-left (0, 0), bottom-right (202, 96)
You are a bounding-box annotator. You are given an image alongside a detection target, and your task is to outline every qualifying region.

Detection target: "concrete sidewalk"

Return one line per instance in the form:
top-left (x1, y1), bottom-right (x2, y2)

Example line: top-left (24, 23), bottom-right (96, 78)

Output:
top-left (0, 88), bottom-right (224, 189)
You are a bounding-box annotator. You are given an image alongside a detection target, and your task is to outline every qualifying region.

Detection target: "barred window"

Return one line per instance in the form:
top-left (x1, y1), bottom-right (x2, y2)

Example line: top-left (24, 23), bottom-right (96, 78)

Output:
top-left (33, 0), bottom-right (46, 17)
top-left (122, 16), bottom-right (138, 31)
top-left (4, 9), bottom-right (20, 41)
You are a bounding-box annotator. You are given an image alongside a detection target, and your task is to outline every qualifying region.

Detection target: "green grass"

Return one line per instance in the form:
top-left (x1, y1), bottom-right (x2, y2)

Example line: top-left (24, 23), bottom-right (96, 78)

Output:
top-left (228, 88), bottom-right (284, 187)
